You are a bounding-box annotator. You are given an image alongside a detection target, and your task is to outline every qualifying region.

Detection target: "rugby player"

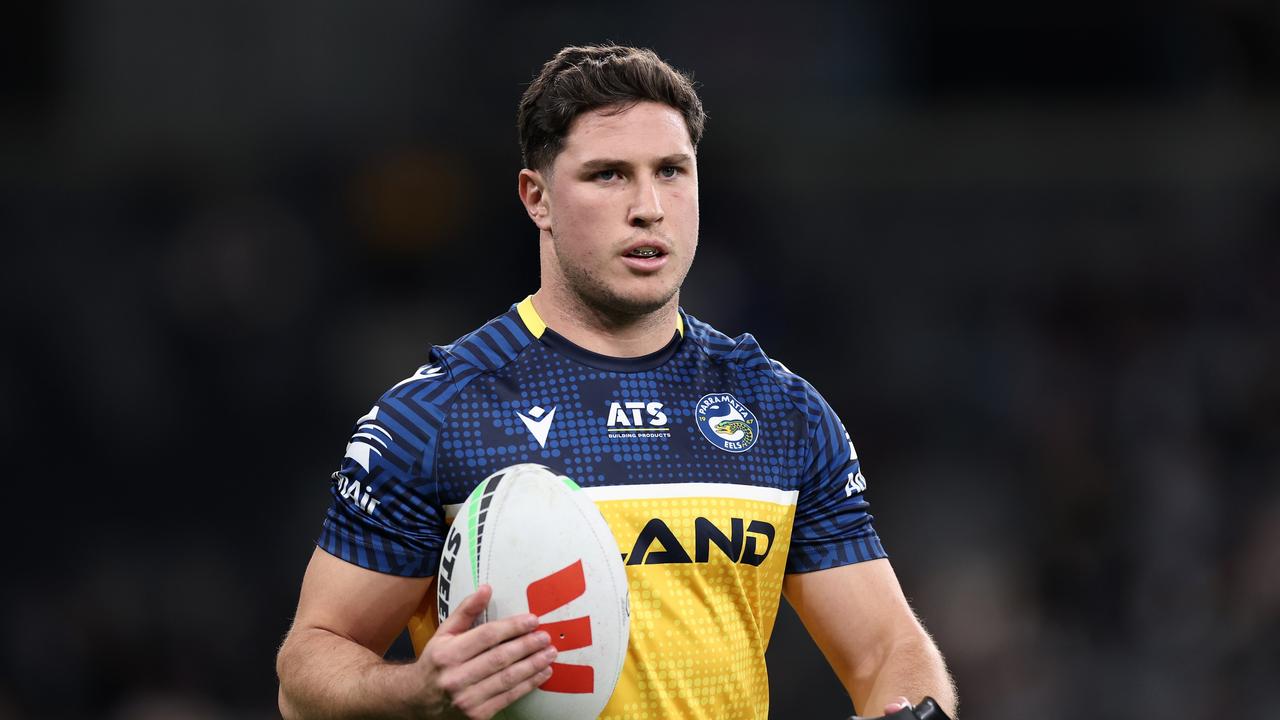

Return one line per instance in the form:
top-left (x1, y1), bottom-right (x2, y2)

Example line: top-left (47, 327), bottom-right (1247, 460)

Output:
top-left (276, 44), bottom-right (956, 720)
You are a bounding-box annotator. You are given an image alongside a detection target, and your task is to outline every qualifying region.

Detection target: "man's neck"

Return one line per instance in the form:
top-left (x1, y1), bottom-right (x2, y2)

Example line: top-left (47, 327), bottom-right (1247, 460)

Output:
top-left (529, 289), bottom-right (680, 358)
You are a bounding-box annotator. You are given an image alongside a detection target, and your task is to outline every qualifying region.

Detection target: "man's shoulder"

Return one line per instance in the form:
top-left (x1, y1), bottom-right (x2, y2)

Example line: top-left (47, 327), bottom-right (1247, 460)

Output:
top-left (372, 304), bottom-right (538, 422)
top-left (436, 303), bottom-right (539, 377)
top-left (681, 310), bottom-right (820, 406)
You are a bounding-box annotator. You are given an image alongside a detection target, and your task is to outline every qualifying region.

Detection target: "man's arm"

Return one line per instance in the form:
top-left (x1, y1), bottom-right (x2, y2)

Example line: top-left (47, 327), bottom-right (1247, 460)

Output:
top-left (276, 547), bottom-right (557, 719)
top-left (783, 557), bottom-right (956, 718)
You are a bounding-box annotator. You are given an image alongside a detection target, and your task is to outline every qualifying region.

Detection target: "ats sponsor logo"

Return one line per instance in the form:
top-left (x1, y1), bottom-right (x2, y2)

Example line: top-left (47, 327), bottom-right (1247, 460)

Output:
top-left (621, 517), bottom-right (776, 566)
top-left (605, 401), bottom-right (671, 439)
top-left (332, 473), bottom-right (381, 515)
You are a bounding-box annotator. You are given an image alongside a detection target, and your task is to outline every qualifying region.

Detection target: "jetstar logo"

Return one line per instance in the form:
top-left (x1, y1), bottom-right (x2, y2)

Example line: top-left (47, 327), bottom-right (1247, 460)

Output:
top-left (529, 560), bottom-right (595, 694)
top-left (344, 406), bottom-right (393, 473)
top-left (621, 517), bottom-right (776, 566)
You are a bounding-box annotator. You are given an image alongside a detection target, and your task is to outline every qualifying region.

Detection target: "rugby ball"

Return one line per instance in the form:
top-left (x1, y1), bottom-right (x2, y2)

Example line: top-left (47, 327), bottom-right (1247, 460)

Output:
top-left (436, 464), bottom-right (629, 720)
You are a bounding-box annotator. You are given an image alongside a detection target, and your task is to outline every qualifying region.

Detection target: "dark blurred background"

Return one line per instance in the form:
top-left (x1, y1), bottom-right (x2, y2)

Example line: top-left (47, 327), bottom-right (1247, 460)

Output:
top-left (3, 2), bottom-right (1278, 719)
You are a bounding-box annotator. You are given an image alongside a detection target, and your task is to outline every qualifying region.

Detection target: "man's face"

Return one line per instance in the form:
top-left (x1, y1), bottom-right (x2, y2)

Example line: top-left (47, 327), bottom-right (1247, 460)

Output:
top-left (533, 101), bottom-right (699, 318)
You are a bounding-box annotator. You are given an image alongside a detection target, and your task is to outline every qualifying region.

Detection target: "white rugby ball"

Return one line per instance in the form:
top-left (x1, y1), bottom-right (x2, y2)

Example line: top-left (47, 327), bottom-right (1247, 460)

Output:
top-left (436, 464), bottom-right (629, 720)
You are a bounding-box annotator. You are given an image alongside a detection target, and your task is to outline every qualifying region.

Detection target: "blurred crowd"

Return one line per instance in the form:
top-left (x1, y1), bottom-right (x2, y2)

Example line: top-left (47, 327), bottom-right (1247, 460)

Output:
top-left (2, 2), bottom-right (1277, 719)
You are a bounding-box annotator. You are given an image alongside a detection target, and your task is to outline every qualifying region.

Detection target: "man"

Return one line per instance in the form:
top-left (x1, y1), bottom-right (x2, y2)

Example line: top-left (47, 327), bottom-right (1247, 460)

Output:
top-left (277, 44), bottom-right (956, 720)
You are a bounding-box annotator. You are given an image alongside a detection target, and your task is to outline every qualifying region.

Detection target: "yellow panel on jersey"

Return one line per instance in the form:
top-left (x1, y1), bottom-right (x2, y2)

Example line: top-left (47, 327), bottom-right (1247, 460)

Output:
top-left (586, 483), bottom-right (797, 720)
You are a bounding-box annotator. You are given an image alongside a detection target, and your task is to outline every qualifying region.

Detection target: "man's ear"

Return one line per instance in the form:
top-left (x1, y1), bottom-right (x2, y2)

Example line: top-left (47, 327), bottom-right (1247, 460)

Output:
top-left (518, 169), bottom-right (553, 232)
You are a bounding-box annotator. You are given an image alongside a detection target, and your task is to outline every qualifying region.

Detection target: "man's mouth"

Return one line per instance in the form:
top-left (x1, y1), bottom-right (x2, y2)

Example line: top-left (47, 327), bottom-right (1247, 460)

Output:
top-left (626, 246), bottom-right (665, 258)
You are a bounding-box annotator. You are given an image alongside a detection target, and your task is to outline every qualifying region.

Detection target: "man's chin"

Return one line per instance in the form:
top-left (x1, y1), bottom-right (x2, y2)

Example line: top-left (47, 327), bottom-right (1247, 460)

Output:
top-left (604, 293), bottom-right (676, 318)
top-left (585, 285), bottom-right (680, 320)
top-left (556, 261), bottom-right (688, 321)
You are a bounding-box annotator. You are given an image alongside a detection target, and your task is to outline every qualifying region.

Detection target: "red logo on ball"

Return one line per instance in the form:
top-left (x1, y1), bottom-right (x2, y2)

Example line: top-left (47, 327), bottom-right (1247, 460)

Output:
top-left (527, 560), bottom-right (594, 694)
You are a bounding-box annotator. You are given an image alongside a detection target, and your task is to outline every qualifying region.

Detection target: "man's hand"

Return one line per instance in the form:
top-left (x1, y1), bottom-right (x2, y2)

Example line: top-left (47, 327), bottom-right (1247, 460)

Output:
top-left (849, 695), bottom-right (954, 720)
top-left (882, 696), bottom-right (912, 714)
top-left (847, 696), bottom-right (912, 720)
top-left (413, 584), bottom-right (558, 719)
top-left (276, 548), bottom-right (558, 719)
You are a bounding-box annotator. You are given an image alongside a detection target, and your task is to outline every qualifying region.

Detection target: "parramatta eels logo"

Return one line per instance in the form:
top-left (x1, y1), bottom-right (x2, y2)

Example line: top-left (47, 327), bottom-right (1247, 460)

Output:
top-left (694, 393), bottom-right (760, 453)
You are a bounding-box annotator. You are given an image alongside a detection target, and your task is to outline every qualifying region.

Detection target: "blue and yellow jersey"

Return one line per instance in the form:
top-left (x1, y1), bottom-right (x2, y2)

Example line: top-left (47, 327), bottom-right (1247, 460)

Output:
top-left (319, 297), bottom-right (886, 719)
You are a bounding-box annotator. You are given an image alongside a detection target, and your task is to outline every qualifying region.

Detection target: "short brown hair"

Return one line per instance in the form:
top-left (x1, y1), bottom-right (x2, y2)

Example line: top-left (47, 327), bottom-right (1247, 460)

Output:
top-left (517, 44), bottom-right (706, 172)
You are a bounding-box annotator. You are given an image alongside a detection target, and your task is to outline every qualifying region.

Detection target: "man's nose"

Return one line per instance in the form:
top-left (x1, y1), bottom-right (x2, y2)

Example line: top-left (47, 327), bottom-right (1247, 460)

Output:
top-left (628, 177), bottom-right (664, 227)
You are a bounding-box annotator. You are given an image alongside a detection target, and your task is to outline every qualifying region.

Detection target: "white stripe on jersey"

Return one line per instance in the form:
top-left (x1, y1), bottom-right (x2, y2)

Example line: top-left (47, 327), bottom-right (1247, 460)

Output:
top-left (443, 482), bottom-right (798, 521)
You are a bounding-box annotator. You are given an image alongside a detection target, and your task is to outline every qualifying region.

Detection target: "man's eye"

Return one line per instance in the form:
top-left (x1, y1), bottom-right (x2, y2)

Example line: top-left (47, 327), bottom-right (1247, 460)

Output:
top-left (659, 166), bottom-right (681, 178)
top-left (595, 169), bottom-right (618, 181)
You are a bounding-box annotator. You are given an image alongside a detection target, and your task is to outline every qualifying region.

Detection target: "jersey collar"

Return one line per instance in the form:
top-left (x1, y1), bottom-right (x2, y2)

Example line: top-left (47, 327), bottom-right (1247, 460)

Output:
top-left (514, 295), bottom-right (685, 372)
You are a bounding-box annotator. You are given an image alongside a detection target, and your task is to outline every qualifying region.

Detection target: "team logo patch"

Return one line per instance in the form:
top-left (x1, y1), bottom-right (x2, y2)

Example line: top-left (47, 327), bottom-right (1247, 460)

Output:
top-left (694, 393), bottom-right (760, 453)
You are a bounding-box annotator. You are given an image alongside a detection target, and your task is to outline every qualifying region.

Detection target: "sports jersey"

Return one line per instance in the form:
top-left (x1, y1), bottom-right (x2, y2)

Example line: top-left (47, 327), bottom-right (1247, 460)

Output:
top-left (318, 296), bottom-right (886, 719)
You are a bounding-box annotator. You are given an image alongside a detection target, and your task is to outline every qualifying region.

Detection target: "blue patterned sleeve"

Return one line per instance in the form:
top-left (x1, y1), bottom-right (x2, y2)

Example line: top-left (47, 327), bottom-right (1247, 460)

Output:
top-left (316, 390), bottom-right (447, 577)
top-left (786, 380), bottom-right (887, 574)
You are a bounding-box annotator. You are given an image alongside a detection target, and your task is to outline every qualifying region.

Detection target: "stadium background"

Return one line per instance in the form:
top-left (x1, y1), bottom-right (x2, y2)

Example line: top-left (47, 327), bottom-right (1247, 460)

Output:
top-left (3, 2), bottom-right (1278, 718)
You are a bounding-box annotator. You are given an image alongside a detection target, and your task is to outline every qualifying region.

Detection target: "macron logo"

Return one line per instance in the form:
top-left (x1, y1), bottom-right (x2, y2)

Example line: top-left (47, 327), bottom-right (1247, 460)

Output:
top-left (517, 405), bottom-right (557, 448)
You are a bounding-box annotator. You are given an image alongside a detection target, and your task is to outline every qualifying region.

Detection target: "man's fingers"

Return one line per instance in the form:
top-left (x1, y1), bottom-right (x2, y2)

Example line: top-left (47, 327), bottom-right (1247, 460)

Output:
top-left (446, 610), bottom-right (541, 663)
top-left (455, 630), bottom-right (554, 687)
top-left (465, 651), bottom-right (558, 719)
top-left (437, 584), bottom-right (493, 637)
top-left (439, 633), bottom-right (555, 714)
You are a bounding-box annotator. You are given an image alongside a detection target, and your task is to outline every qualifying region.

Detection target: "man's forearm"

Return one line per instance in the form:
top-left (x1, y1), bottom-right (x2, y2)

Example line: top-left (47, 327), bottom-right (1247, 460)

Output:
top-left (277, 626), bottom-right (423, 720)
top-left (859, 631), bottom-right (956, 718)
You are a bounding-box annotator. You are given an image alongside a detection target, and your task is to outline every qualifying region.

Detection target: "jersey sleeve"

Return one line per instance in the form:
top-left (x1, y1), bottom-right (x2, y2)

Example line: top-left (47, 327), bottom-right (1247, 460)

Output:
top-left (786, 379), bottom-right (887, 574)
top-left (317, 386), bottom-right (447, 577)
